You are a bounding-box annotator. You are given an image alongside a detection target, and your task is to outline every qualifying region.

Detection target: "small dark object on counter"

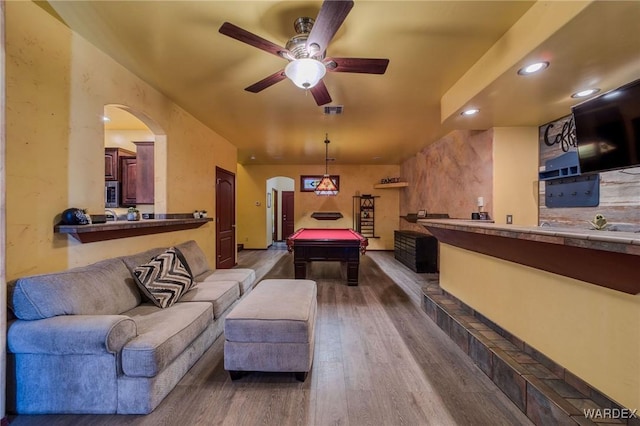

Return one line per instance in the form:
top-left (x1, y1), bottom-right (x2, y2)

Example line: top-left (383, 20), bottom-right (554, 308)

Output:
top-left (61, 208), bottom-right (90, 225)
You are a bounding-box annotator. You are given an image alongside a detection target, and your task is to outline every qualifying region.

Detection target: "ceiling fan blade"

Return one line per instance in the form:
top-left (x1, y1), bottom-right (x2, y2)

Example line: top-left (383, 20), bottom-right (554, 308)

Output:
top-left (244, 70), bottom-right (287, 93)
top-left (219, 22), bottom-right (288, 59)
top-left (306, 0), bottom-right (354, 56)
top-left (325, 57), bottom-right (390, 74)
top-left (310, 81), bottom-right (332, 106)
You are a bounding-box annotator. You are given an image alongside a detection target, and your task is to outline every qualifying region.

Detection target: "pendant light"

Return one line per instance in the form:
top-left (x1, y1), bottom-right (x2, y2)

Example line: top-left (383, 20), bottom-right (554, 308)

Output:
top-left (315, 134), bottom-right (339, 196)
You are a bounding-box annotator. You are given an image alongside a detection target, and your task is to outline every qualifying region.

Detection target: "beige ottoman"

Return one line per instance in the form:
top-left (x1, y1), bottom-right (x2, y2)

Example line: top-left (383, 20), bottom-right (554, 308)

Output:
top-left (224, 279), bottom-right (317, 381)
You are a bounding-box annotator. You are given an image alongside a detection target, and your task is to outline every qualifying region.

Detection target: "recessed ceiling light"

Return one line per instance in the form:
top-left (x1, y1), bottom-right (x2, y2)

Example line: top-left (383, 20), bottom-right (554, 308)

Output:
top-left (461, 108), bottom-right (479, 116)
top-left (571, 88), bottom-right (600, 98)
top-left (517, 61), bottom-right (549, 75)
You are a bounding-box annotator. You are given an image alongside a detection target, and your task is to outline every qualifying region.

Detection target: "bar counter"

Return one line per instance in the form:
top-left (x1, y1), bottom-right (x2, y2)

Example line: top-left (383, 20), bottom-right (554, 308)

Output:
top-left (418, 219), bottom-right (640, 294)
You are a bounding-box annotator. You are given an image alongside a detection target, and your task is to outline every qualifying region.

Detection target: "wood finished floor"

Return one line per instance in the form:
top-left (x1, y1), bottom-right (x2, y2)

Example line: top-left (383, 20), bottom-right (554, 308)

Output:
top-left (10, 247), bottom-right (532, 426)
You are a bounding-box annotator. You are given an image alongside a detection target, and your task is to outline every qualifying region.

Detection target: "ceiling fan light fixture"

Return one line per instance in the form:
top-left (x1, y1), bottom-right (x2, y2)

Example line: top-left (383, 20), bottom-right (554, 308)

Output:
top-left (285, 58), bottom-right (326, 89)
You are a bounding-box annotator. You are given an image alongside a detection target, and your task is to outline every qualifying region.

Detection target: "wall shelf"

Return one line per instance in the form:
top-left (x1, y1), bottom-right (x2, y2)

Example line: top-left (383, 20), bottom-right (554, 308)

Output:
top-left (373, 182), bottom-right (408, 189)
top-left (311, 212), bottom-right (343, 220)
top-left (402, 213), bottom-right (449, 223)
top-left (55, 217), bottom-right (212, 243)
top-left (538, 152), bottom-right (581, 181)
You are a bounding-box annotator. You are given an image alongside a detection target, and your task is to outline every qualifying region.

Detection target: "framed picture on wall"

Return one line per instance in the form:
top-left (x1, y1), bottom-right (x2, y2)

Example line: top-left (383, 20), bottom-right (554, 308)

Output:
top-left (300, 175), bottom-right (340, 192)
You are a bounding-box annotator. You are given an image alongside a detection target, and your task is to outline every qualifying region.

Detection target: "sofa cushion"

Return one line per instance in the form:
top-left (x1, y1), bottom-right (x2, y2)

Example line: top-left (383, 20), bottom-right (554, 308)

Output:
top-left (9, 258), bottom-right (140, 320)
top-left (121, 301), bottom-right (212, 377)
top-left (132, 248), bottom-right (194, 309)
top-left (175, 240), bottom-right (210, 277)
top-left (197, 268), bottom-right (256, 295)
top-left (178, 280), bottom-right (239, 319)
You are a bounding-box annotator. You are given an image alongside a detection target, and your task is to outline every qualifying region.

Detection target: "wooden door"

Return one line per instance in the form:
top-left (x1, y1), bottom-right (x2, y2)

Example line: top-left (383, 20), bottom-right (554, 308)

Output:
top-left (216, 167), bottom-right (236, 269)
top-left (282, 191), bottom-right (295, 239)
top-left (272, 189), bottom-right (278, 241)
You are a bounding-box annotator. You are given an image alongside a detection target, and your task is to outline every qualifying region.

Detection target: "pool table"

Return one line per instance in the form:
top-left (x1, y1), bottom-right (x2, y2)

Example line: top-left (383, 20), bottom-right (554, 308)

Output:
top-left (286, 228), bottom-right (368, 286)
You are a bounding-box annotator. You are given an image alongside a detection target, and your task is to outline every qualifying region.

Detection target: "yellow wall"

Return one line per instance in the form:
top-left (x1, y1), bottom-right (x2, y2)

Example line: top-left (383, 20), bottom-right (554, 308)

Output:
top-left (440, 244), bottom-right (640, 409)
top-left (1, 1), bottom-right (7, 418)
top-left (5, 2), bottom-right (236, 279)
top-left (238, 164), bottom-right (401, 250)
top-left (492, 127), bottom-right (539, 226)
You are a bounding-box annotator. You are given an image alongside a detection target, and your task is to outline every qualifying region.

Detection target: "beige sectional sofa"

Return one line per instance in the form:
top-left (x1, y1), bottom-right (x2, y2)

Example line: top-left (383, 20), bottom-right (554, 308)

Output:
top-left (6, 240), bottom-right (256, 415)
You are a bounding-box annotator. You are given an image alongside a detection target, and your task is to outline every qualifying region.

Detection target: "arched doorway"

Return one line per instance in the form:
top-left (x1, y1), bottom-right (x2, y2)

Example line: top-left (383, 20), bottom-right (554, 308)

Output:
top-left (266, 176), bottom-right (294, 246)
top-left (103, 104), bottom-right (167, 214)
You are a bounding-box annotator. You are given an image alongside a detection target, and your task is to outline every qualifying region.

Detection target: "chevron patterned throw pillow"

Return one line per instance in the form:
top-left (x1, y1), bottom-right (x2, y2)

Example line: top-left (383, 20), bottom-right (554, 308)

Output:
top-left (133, 247), bottom-right (194, 308)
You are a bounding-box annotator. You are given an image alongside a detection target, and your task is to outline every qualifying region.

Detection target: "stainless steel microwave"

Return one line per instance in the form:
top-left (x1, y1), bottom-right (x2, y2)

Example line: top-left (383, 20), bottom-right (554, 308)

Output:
top-left (105, 181), bottom-right (119, 208)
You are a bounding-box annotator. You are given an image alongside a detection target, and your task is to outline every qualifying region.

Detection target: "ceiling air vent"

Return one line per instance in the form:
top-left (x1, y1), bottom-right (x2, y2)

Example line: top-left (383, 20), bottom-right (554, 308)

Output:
top-left (323, 105), bottom-right (343, 115)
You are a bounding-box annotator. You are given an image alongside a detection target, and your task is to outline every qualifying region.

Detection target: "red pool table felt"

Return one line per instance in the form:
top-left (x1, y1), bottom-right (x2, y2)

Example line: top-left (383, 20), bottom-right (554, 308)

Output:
top-left (289, 228), bottom-right (367, 243)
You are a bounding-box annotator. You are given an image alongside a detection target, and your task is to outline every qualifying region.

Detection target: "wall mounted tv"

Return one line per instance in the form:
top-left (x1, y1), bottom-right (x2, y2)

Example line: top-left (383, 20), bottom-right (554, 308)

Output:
top-left (573, 78), bottom-right (640, 174)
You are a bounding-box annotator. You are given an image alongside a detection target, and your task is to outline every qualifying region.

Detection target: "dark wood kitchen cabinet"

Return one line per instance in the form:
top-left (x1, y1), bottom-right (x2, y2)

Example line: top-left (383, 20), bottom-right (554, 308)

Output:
top-left (134, 141), bottom-right (154, 204)
top-left (104, 147), bottom-right (135, 181)
top-left (120, 156), bottom-right (137, 206)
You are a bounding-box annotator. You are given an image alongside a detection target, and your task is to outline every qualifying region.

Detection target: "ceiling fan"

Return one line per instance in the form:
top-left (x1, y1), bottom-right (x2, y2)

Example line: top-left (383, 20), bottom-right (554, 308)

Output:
top-left (219, 0), bottom-right (389, 106)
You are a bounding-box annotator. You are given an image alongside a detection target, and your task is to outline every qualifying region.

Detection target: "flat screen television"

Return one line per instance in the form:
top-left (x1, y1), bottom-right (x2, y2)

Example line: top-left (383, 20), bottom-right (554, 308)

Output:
top-left (573, 78), bottom-right (640, 174)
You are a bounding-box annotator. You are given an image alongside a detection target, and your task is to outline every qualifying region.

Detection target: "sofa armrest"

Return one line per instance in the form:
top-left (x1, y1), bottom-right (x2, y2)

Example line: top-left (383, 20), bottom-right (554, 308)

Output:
top-left (8, 315), bottom-right (137, 355)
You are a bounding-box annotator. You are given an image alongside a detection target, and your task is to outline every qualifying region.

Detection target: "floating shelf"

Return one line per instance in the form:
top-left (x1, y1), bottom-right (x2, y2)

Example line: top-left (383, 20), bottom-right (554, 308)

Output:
top-left (311, 212), bottom-right (343, 220)
top-left (538, 152), bottom-right (580, 181)
top-left (374, 182), bottom-right (408, 189)
top-left (55, 217), bottom-right (212, 243)
top-left (401, 213), bottom-right (450, 223)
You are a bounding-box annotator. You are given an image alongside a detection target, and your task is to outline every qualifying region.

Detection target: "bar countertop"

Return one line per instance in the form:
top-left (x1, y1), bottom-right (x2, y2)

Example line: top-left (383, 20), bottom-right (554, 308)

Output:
top-left (417, 219), bottom-right (640, 294)
top-left (55, 217), bottom-right (213, 243)
top-left (418, 218), bottom-right (640, 255)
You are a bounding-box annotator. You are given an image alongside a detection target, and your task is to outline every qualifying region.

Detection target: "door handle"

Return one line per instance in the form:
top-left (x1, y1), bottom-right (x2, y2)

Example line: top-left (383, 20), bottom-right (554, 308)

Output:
top-left (231, 224), bottom-right (236, 228)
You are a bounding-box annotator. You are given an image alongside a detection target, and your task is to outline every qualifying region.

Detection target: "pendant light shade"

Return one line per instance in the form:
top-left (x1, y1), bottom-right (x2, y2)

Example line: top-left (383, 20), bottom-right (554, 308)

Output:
top-left (315, 175), bottom-right (339, 196)
top-left (315, 134), bottom-right (339, 196)
top-left (285, 58), bottom-right (326, 89)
